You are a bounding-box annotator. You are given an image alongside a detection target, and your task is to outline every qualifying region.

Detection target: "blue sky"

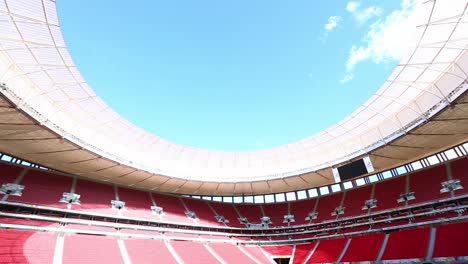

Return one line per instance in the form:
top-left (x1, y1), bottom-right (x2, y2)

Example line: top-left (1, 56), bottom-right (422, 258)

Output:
top-left (57, 0), bottom-right (409, 151)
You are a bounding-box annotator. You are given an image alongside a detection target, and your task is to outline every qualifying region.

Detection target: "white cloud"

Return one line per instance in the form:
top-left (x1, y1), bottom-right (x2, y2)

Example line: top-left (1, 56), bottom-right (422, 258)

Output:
top-left (340, 73), bottom-right (354, 83)
top-left (324, 16), bottom-right (341, 31)
top-left (346, 1), bottom-right (383, 24)
top-left (346, 1), bottom-right (360, 13)
top-left (355, 6), bottom-right (383, 24)
top-left (341, 0), bottom-right (418, 83)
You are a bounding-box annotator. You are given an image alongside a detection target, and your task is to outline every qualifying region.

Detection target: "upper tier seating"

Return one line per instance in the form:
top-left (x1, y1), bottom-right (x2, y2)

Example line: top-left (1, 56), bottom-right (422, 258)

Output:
top-left (0, 156), bottom-right (466, 231)
top-left (235, 204), bottom-right (263, 224)
top-left (182, 198), bottom-right (220, 226)
top-left (451, 158), bottom-right (468, 195)
top-left (152, 193), bottom-right (192, 224)
top-left (7, 170), bottom-right (72, 208)
top-left (409, 164), bottom-right (450, 204)
top-left (72, 179), bottom-right (117, 214)
top-left (342, 185), bottom-right (373, 217)
top-left (263, 202), bottom-right (289, 227)
top-left (117, 187), bottom-right (155, 219)
top-left (0, 162), bottom-right (24, 201)
top-left (209, 202), bottom-right (244, 227)
top-left (372, 175), bottom-right (407, 212)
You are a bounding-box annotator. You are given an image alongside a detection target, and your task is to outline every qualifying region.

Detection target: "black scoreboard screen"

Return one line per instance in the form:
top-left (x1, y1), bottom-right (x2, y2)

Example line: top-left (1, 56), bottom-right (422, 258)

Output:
top-left (333, 156), bottom-right (374, 182)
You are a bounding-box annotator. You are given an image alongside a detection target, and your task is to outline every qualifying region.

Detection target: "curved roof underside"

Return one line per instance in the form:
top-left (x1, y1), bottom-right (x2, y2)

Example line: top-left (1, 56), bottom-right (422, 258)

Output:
top-left (0, 0), bottom-right (467, 193)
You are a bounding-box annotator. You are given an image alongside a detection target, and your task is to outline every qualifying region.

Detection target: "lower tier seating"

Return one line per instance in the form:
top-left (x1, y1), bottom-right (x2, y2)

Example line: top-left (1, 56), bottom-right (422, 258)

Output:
top-left (62, 234), bottom-right (124, 264)
top-left (0, 229), bottom-right (56, 264)
top-left (0, 221), bottom-right (467, 263)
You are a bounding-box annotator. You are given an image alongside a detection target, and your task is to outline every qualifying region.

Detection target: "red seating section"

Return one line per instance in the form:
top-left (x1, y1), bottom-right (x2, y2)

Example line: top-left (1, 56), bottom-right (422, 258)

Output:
top-left (315, 192), bottom-right (343, 221)
top-left (307, 238), bottom-right (347, 263)
top-left (235, 204), bottom-right (263, 224)
top-left (182, 198), bottom-right (219, 226)
top-left (263, 203), bottom-right (288, 227)
top-left (0, 229), bottom-right (56, 264)
top-left (290, 199), bottom-right (316, 225)
top-left (241, 245), bottom-right (273, 264)
top-left (373, 176), bottom-right (406, 211)
top-left (0, 223), bottom-right (467, 263)
top-left (433, 222), bottom-right (468, 258)
top-left (263, 245), bottom-right (293, 257)
top-left (62, 234), bottom-right (124, 264)
top-left (8, 170), bottom-right (72, 208)
top-left (451, 158), bottom-right (468, 195)
top-left (2, 157), bottom-right (464, 227)
top-left (209, 243), bottom-right (256, 264)
top-left (341, 233), bottom-right (384, 262)
top-left (210, 202), bottom-right (243, 227)
top-left (409, 164), bottom-right (450, 203)
top-left (0, 156), bottom-right (467, 263)
top-left (152, 193), bottom-right (189, 223)
top-left (343, 185), bottom-right (372, 217)
top-left (125, 239), bottom-right (177, 264)
top-left (0, 217), bottom-right (59, 227)
top-left (72, 179), bottom-right (116, 214)
top-left (0, 162), bottom-right (23, 186)
top-left (118, 187), bottom-right (154, 218)
top-left (381, 228), bottom-right (430, 260)
top-left (171, 240), bottom-right (218, 264)
top-left (293, 243), bottom-right (316, 264)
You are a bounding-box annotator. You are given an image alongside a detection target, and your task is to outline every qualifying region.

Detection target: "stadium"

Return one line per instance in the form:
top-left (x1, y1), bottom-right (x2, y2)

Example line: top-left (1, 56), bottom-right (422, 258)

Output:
top-left (0, 0), bottom-right (467, 263)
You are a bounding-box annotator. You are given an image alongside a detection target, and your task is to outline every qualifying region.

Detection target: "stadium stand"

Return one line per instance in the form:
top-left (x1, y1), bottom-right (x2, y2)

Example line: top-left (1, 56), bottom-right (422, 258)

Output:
top-left (151, 193), bottom-right (192, 224)
top-left (340, 233), bottom-right (385, 262)
top-left (341, 185), bottom-right (373, 217)
top-left (289, 198), bottom-right (317, 225)
top-left (125, 239), bottom-right (178, 264)
top-left (117, 187), bottom-right (155, 219)
top-left (7, 170), bottom-right (72, 208)
top-left (307, 237), bottom-right (348, 263)
top-left (62, 234), bottom-right (124, 264)
top-left (433, 222), bottom-right (468, 258)
top-left (236, 204), bottom-right (264, 224)
top-left (451, 158), bottom-right (468, 195)
top-left (182, 197), bottom-right (220, 226)
top-left (241, 245), bottom-right (274, 264)
top-left (0, 154), bottom-right (466, 263)
top-left (292, 243), bottom-right (316, 264)
top-left (381, 228), bottom-right (431, 261)
top-left (209, 243), bottom-right (258, 264)
top-left (408, 164), bottom-right (450, 204)
top-left (209, 202), bottom-right (244, 227)
top-left (263, 202), bottom-right (289, 227)
top-left (314, 192), bottom-right (343, 222)
top-left (0, 229), bottom-right (56, 264)
top-left (372, 175), bottom-right (407, 212)
top-left (72, 179), bottom-right (117, 214)
top-left (171, 240), bottom-right (219, 264)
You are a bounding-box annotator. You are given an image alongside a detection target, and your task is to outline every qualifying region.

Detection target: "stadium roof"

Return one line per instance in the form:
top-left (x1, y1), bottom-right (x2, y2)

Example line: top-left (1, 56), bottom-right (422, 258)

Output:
top-left (0, 0), bottom-right (467, 195)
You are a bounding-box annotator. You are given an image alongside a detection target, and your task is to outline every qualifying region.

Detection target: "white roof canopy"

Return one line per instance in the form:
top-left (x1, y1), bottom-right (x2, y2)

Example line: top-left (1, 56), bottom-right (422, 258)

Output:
top-left (0, 0), bottom-right (467, 182)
